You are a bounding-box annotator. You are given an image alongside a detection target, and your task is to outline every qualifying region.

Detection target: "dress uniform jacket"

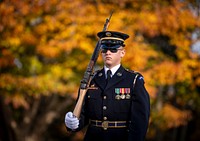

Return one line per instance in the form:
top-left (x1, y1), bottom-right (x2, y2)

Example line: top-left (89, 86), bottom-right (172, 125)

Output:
top-left (76, 65), bottom-right (150, 141)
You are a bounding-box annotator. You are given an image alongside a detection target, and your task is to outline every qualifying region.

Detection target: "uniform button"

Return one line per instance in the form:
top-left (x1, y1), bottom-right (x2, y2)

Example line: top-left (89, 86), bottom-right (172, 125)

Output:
top-left (103, 106), bottom-right (107, 110)
top-left (103, 117), bottom-right (107, 120)
top-left (103, 96), bottom-right (107, 99)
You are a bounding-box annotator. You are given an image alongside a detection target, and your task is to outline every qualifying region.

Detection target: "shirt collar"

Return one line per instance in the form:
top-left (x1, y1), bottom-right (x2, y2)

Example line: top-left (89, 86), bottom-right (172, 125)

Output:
top-left (104, 64), bottom-right (121, 77)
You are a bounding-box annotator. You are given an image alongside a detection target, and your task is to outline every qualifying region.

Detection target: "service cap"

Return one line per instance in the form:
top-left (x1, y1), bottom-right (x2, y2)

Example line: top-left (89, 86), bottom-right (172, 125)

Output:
top-left (97, 31), bottom-right (129, 49)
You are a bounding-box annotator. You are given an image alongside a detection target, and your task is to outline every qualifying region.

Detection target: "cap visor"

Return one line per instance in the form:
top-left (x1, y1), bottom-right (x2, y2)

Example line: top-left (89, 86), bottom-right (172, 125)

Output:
top-left (101, 44), bottom-right (121, 49)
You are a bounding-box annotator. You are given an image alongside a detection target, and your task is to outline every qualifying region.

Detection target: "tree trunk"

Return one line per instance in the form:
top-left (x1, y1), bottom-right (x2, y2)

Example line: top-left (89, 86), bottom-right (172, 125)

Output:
top-left (0, 95), bottom-right (15, 141)
top-left (7, 94), bottom-right (75, 141)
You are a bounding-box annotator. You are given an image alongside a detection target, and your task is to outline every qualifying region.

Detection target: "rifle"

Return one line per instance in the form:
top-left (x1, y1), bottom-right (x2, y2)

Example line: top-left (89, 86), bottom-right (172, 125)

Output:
top-left (73, 11), bottom-right (113, 118)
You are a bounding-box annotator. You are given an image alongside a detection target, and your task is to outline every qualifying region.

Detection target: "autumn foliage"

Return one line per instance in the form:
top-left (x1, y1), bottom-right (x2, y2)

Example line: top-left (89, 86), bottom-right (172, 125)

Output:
top-left (0, 0), bottom-right (200, 141)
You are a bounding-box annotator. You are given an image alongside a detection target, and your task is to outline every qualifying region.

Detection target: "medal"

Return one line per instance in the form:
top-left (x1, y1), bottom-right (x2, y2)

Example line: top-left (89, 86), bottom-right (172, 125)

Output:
top-left (115, 88), bottom-right (131, 100)
top-left (120, 94), bottom-right (125, 99)
top-left (125, 88), bottom-right (130, 94)
top-left (125, 88), bottom-right (131, 99)
top-left (120, 88), bottom-right (125, 99)
top-left (115, 88), bottom-right (120, 94)
top-left (125, 94), bottom-right (131, 99)
top-left (115, 95), bottom-right (121, 100)
top-left (115, 88), bottom-right (120, 100)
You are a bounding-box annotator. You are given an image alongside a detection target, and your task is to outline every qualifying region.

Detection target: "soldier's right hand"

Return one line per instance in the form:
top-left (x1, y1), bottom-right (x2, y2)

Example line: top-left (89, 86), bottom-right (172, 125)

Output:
top-left (65, 112), bottom-right (79, 130)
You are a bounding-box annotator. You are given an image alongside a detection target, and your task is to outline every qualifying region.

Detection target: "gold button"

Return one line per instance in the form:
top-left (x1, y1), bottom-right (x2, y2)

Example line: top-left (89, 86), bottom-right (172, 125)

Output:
top-left (103, 117), bottom-right (107, 120)
top-left (103, 96), bottom-right (107, 99)
top-left (103, 106), bottom-right (107, 110)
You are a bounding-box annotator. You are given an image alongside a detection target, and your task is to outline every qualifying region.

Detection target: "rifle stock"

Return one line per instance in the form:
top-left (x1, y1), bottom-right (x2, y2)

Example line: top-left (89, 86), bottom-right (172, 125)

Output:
top-left (73, 11), bottom-right (113, 118)
top-left (73, 89), bottom-right (87, 118)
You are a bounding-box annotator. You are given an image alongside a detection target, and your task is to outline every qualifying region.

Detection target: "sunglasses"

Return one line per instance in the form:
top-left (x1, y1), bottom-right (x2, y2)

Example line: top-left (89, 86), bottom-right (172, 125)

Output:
top-left (101, 48), bottom-right (123, 53)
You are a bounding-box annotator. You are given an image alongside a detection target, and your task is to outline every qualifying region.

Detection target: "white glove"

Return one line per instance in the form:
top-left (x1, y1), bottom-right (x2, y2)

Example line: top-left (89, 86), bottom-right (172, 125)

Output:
top-left (65, 111), bottom-right (79, 130)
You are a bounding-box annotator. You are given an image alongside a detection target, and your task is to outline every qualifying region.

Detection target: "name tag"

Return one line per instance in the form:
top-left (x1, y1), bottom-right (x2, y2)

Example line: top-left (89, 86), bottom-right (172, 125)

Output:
top-left (88, 84), bottom-right (98, 90)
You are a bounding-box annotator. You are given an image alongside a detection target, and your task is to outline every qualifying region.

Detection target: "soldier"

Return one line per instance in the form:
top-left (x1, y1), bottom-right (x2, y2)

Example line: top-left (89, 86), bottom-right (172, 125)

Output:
top-left (65, 31), bottom-right (150, 141)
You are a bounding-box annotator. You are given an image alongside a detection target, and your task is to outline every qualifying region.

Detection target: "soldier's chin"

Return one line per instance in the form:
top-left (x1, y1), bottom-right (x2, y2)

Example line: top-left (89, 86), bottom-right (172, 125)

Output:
top-left (105, 60), bottom-right (112, 65)
top-left (105, 62), bottom-right (113, 67)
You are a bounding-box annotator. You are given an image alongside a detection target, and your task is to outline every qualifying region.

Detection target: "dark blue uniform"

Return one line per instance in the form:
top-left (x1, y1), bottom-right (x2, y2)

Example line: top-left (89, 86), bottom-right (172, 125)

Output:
top-left (76, 65), bottom-right (150, 141)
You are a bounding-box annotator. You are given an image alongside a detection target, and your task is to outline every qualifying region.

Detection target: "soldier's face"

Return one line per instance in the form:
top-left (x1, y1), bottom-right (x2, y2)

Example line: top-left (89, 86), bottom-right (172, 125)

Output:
top-left (101, 47), bottom-right (125, 69)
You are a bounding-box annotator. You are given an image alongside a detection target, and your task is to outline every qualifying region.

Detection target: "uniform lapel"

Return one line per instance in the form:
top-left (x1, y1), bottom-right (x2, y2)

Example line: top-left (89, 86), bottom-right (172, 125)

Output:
top-left (93, 66), bottom-right (127, 91)
top-left (93, 69), bottom-right (107, 90)
top-left (105, 66), bottom-right (126, 90)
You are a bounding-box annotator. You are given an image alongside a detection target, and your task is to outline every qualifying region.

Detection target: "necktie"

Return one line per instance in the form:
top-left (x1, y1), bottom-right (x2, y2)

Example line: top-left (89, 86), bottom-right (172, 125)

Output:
top-left (107, 70), bottom-right (112, 82)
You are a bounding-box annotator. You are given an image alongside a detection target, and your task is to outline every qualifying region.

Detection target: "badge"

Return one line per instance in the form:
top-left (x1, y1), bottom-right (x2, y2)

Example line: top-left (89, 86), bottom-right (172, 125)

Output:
top-left (106, 32), bottom-right (112, 37)
top-left (98, 73), bottom-right (103, 77)
top-left (88, 84), bottom-right (98, 90)
top-left (117, 72), bottom-right (122, 76)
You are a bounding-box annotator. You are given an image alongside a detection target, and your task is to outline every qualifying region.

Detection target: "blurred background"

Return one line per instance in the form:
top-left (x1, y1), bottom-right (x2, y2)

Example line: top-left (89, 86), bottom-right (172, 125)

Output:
top-left (0, 0), bottom-right (200, 141)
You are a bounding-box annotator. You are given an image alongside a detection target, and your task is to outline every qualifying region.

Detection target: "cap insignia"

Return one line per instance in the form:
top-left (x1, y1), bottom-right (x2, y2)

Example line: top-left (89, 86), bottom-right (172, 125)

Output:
top-left (106, 32), bottom-right (112, 37)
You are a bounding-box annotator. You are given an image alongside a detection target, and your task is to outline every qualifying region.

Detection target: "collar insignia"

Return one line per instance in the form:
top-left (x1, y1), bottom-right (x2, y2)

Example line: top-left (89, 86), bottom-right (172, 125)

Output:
top-left (117, 72), bottom-right (122, 76)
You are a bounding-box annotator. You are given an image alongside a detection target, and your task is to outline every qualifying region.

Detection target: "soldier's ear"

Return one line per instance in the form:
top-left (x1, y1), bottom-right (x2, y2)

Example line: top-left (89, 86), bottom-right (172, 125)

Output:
top-left (120, 49), bottom-right (125, 58)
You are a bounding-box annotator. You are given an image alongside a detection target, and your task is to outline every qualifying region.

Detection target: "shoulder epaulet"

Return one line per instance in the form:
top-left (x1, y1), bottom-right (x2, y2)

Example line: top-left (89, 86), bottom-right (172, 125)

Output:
top-left (125, 69), bottom-right (141, 76)
top-left (125, 69), bottom-right (144, 87)
top-left (125, 68), bottom-right (134, 73)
